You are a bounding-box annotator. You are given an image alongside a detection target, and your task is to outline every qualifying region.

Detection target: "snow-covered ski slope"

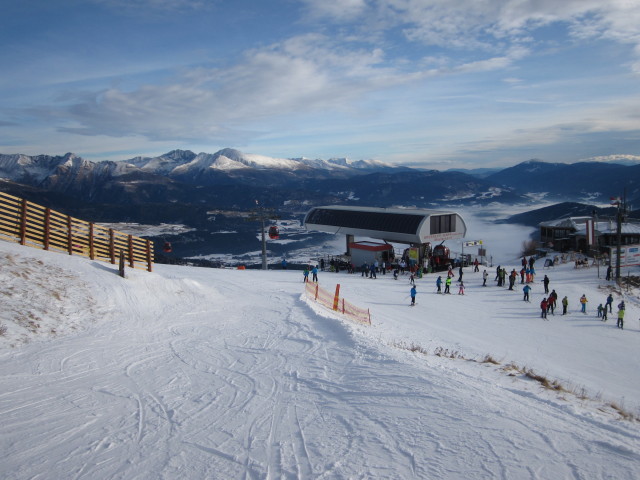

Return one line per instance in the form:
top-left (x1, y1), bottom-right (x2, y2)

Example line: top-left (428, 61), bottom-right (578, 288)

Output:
top-left (1, 240), bottom-right (639, 479)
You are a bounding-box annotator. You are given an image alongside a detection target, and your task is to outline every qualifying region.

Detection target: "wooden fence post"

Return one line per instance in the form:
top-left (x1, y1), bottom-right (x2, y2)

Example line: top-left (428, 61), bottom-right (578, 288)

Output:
top-left (43, 208), bottom-right (51, 250)
top-left (146, 240), bottom-right (153, 272)
top-left (66, 215), bottom-right (73, 255)
top-left (128, 235), bottom-right (134, 268)
top-left (89, 223), bottom-right (95, 260)
top-left (19, 199), bottom-right (28, 245)
top-left (118, 249), bottom-right (125, 278)
top-left (109, 229), bottom-right (115, 264)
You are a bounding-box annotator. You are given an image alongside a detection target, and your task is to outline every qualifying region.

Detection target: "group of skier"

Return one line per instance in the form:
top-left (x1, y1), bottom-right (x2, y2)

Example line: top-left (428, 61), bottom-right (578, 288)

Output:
top-left (302, 265), bottom-right (319, 283)
top-left (407, 254), bottom-right (630, 329)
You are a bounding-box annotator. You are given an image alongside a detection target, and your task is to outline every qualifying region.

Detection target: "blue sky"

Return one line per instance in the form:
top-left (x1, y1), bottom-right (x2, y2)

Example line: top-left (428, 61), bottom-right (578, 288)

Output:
top-left (1, 0), bottom-right (640, 169)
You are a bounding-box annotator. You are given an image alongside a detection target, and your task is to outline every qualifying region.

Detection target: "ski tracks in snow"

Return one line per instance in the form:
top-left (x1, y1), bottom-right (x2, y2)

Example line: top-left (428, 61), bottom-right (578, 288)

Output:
top-left (1, 260), bottom-right (640, 479)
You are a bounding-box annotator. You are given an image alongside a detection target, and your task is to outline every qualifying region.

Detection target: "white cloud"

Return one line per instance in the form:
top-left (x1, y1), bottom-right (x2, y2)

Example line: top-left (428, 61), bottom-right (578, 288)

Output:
top-left (93, 0), bottom-right (209, 12)
top-left (43, 34), bottom-right (402, 143)
top-left (582, 154), bottom-right (640, 163)
top-left (299, 0), bottom-right (368, 21)
top-left (298, 1), bottom-right (640, 73)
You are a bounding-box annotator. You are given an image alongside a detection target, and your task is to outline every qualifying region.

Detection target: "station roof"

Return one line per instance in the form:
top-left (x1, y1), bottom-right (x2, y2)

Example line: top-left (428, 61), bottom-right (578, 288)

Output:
top-left (304, 205), bottom-right (466, 244)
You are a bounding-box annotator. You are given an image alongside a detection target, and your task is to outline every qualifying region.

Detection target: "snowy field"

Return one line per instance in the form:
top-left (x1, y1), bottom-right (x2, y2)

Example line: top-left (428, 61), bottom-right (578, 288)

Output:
top-left (1, 238), bottom-right (640, 479)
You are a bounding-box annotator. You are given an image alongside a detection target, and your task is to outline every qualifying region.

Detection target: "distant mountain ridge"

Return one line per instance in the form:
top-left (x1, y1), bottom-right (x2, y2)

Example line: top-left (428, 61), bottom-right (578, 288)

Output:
top-left (127, 148), bottom-right (399, 175)
top-left (4, 150), bottom-right (640, 260)
top-left (2, 151), bottom-right (640, 219)
top-left (485, 160), bottom-right (640, 203)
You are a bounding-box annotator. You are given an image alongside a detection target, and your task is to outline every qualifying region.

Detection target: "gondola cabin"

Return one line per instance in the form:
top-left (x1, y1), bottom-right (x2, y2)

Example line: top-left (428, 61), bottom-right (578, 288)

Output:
top-left (268, 226), bottom-right (280, 240)
top-left (163, 242), bottom-right (172, 253)
top-left (431, 244), bottom-right (451, 269)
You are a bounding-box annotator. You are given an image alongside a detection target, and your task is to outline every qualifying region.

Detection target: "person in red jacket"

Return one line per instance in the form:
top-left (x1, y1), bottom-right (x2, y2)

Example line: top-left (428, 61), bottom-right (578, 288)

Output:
top-left (540, 297), bottom-right (548, 320)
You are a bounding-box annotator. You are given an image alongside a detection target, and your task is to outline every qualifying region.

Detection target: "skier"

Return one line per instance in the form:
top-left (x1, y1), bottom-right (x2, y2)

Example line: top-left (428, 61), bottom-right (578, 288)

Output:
top-left (303, 267), bottom-right (309, 282)
top-left (458, 265), bottom-right (463, 283)
top-left (597, 304), bottom-right (603, 318)
top-left (508, 269), bottom-right (517, 290)
top-left (580, 294), bottom-right (588, 314)
top-left (499, 268), bottom-right (507, 287)
top-left (312, 265), bottom-right (319, 282)
top-left (540, 297), bottom-right (548, 319)
top-left (482, 269), bottom-right (488, 287)
top-left (548, 290), bottom-right (557, 315)
top-left (602, 303), bottom-right (608, 322)
top-left (561, 296), bottom-right (569, 315)
top-left (606, 294), bottom-right (614, 313)
top-left (436, 275), bottom-right (442, 294)
top-left (543, 275), bottom-right (550, 294)
top-left (617, 303), bottom-right (625, 329)
top-left (606, 265), bottom-right (612, 281)
top-left (410, 285), bottom-right (417, 306)
top-left (444, 276), bottom-right (452, 294)
top-left (523, 284), bottom-right (531, 302)
top-left (530, 265), bottom-right (536, 282)
top-left (458, 281), bottom-right (465, 295)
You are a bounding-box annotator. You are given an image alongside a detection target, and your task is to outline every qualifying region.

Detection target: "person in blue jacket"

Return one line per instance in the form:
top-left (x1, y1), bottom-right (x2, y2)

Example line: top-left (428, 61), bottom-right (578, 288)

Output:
top-left (410, 285), bottom-right (417, 305)
top-left (312, 265), bottom-right (318, 282)
top-left (436, 275), bottom-right (442, 294)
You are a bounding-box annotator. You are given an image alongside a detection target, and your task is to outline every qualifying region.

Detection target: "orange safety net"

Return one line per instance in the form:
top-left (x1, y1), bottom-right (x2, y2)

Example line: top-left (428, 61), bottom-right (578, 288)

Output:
top-left (304, 281), bottom-right (371, 325)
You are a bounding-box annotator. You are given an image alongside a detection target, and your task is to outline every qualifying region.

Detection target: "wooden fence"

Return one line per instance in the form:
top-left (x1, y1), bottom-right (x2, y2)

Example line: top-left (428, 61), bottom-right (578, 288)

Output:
top-left (0, 191), bottom-right (154, 272)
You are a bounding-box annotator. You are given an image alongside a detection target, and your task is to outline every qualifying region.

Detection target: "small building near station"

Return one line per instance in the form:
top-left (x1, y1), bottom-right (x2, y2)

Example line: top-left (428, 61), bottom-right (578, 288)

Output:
top-left (539, 215), bottom-right (640, 266)
top-left (540, 216), bottom-right (640, 252)
top-left (348, 241), bottom-right (394, 266)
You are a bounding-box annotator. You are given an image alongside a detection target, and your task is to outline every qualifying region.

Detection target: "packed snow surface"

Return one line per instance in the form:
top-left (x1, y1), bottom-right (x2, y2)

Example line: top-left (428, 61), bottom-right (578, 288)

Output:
top-left (1, 240), bottom-right (639, 479)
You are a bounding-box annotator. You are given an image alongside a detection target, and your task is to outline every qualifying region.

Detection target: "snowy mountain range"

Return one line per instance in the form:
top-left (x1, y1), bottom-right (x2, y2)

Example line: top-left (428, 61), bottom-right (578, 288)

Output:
top-left (2, 148), bottom-right (640, 234)
top-left (0, 148), bottom-right (397, 185)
